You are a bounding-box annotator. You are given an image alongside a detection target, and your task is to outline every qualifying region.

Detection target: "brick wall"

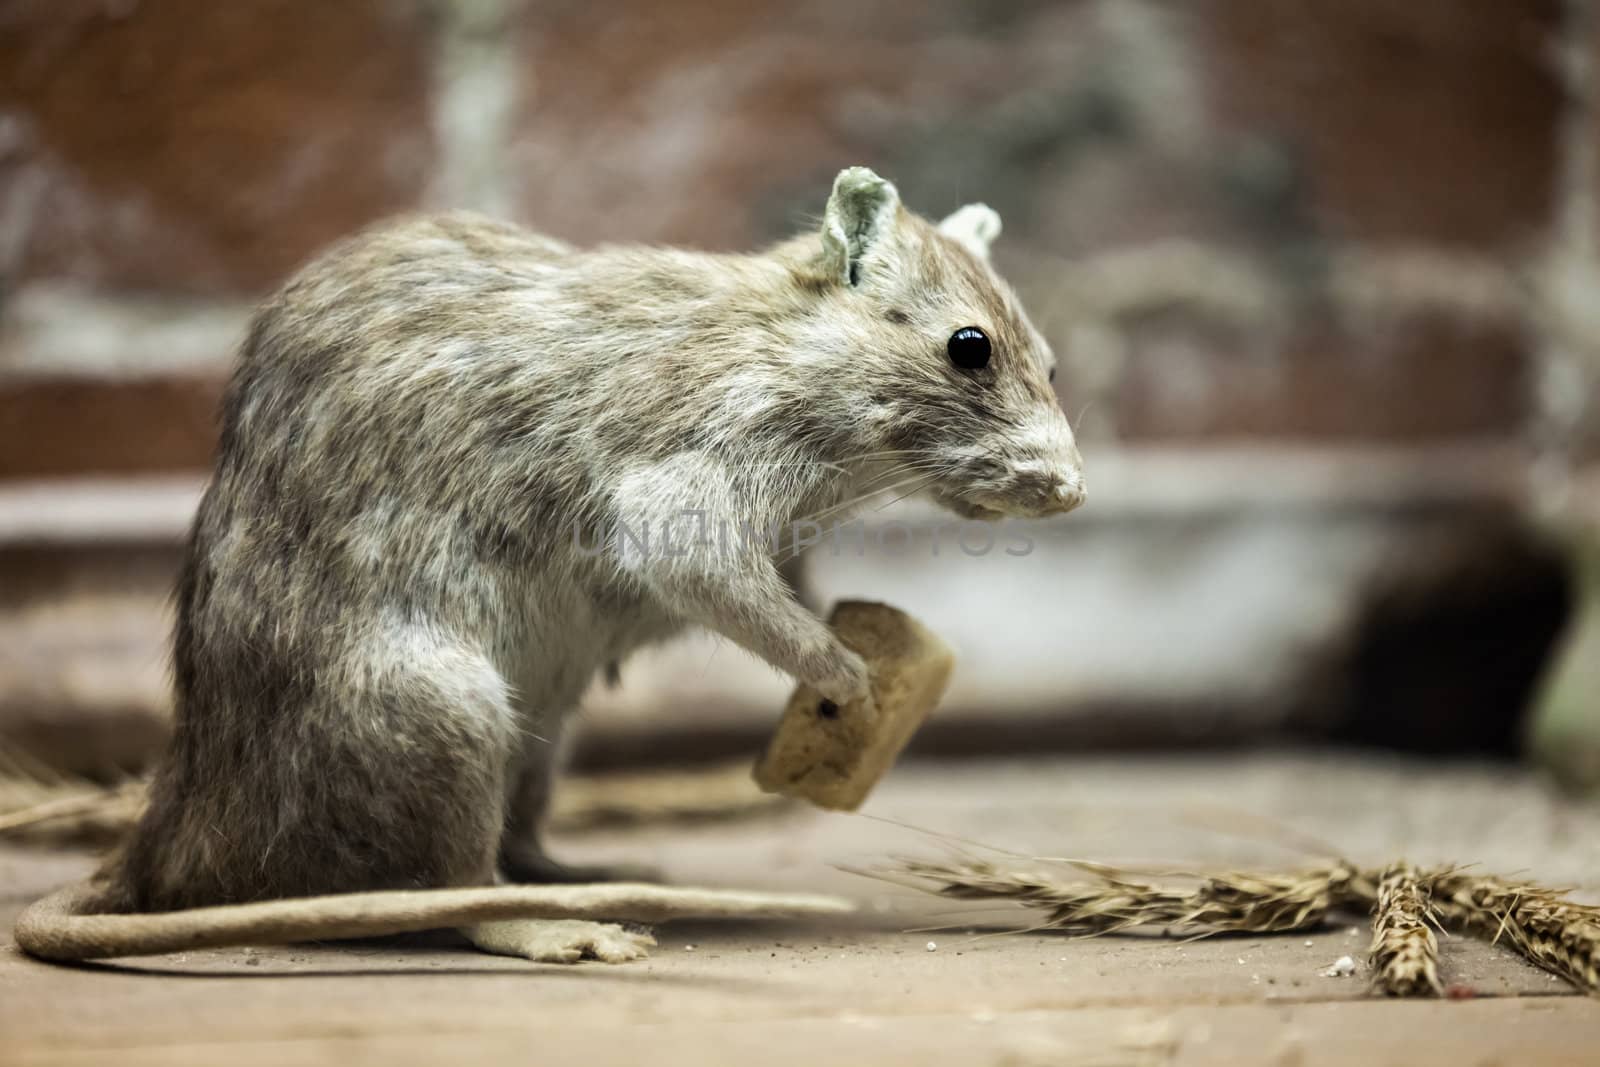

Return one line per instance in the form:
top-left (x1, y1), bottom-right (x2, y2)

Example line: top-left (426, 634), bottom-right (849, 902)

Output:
top-left (3, 0), bottom-right (1594, 773)
top-left (2, 0), bottom-right (1594, 477)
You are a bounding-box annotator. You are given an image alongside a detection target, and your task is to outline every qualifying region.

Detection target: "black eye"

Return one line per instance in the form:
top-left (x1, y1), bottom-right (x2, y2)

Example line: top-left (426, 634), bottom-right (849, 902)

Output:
top-left (1049, 366), bottom-right (1057, 383)
top-left (947, 326), bottom-right (991, 370)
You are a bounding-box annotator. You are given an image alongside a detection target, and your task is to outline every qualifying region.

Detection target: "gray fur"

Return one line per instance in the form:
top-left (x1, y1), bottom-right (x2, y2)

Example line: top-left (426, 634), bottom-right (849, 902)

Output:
top-left (106, 168), bottom-right (1083, 926)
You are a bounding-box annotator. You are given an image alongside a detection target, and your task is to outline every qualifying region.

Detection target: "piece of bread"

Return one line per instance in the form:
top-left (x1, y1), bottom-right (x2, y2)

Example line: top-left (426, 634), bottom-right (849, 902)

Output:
top-left (753, 601), bottom-right (955, 810)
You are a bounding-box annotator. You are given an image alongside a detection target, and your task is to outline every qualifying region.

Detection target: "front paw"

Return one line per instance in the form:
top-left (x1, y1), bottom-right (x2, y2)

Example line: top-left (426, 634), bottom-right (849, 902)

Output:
top-left (807, 644), bottom-right (871, 706)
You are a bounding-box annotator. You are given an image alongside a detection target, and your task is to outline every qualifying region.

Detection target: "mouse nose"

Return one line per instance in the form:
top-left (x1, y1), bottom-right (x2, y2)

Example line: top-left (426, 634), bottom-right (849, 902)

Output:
top-left (1046, 471), bottom-right (1086, 514)
top-left (1044, 452), bottom-right (1085, 514)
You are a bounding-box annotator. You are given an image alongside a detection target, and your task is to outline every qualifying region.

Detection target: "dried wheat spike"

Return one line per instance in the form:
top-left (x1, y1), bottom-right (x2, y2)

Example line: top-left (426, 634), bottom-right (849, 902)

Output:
top-left (1427, 872), bottom-right (1600, 995)
top-left (0, 773), bottom-right (149, 847)
top-left (549, 760), bottom-right (792, 830)
top-left (885, 857), bottom-right (1355, 936)
top-left (1368, 864), bottom-right (1442, 997)
top-left (874, 851), bottom-right (1600, 998)
top-left (0, 762), bottom-right (788, 848)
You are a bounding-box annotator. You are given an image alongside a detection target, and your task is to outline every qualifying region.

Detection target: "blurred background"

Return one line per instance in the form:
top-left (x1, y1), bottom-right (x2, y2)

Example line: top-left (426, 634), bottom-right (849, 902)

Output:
top-left (3, 0), bottom-right (1599, 788)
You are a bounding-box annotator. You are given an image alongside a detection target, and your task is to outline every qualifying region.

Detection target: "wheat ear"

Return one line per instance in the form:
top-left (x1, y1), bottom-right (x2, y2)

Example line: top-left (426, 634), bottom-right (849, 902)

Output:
top-left (1368, 864), bottom-right (1442, 996)
top-left (1425, 872), bottom-right (1600, 994)
top-left (877, 856), bottom-right (1356, 936)
top-left (0, 759), bottom-right (790, 847)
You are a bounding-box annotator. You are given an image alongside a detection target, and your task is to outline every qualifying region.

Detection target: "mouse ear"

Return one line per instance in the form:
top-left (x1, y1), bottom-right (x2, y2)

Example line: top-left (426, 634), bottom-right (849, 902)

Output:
top-left (820, 167), bottom-right (901, 287)
top-left (938, 204), bottom-right (1002, 260)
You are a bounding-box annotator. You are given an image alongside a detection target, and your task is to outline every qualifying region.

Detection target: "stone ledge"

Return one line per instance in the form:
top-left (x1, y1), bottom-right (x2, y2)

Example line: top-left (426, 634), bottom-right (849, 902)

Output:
top-left (0, 445), bottom-right (1552, 775)
top-left (0, 441), bottom-right (1530, 541)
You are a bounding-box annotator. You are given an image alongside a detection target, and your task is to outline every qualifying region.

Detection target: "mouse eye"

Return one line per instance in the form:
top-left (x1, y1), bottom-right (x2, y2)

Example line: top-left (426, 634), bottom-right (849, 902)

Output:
top-left (947, 326), bottom-right (991, 371)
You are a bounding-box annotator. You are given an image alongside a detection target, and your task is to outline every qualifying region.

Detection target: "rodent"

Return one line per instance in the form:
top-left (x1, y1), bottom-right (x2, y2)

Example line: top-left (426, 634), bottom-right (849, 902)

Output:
top-left (15, 167), bottom-right (1084, 964)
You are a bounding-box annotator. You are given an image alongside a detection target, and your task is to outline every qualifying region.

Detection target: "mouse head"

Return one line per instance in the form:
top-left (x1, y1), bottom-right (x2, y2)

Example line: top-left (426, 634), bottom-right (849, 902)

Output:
top-left (798, 166), bottom-right (1084, 520)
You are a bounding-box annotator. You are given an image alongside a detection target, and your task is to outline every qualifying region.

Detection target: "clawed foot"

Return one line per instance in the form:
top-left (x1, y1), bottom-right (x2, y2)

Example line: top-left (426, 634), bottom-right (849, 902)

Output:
top-left (805, 644), bottom-right (871, 707)
top-left (466, 919), bottom-right (656, 964)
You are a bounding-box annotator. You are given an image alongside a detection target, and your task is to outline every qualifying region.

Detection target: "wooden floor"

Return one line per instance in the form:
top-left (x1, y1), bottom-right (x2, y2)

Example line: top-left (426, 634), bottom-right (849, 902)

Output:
top-left (4, 752), bottom-right (1598, 1066)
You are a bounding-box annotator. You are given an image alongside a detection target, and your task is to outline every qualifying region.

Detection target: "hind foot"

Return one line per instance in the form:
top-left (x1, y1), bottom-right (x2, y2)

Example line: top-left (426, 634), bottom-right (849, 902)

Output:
top-left (466, 919), bottom-right (656, 964)
top-left (499, 843), bottom-right (659, 886)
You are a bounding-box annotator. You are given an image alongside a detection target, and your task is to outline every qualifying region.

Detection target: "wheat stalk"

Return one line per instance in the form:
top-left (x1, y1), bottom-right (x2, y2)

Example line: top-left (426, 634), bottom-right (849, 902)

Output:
top-left (0, 759), bottom-right (790, 847)
top-left (1426, 872), bottom-right (1600, 994)
top-left (1367, 864), bottom-right (1442, 996)
top-left (872, 853), bottom-right (1600, 998)
top-left (0, 777), bottom-right (148, 844)
top-left (878, 856), bottom-right (1358, 936)
top-left (0, 747), bottom-right (149, 846)
top-left (548, 761), bottom-right (792, 830)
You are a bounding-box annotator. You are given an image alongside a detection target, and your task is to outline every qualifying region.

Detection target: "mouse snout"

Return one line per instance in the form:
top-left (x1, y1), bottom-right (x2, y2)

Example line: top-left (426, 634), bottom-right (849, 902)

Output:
top-left (1015, 420), bottom-right (1084, 517)
top-left (959, 439), bottom-right (1084, 519)
top-left (1043, 457), bottom-right (1086, 515)
top-left (1022, 445), bottom-right (1084, 516)
top-left (933, 414), bottom-right (1086, 520)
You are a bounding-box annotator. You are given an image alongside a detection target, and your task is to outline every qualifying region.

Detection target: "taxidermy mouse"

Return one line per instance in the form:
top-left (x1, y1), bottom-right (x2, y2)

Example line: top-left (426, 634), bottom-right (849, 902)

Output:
top-left (16, 166), bottom-right (1084, 965)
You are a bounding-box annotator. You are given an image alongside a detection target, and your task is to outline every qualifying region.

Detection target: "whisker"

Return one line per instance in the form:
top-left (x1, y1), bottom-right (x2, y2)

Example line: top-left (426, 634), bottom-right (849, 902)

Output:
top-left (771, 470), bottom-right (951, 564)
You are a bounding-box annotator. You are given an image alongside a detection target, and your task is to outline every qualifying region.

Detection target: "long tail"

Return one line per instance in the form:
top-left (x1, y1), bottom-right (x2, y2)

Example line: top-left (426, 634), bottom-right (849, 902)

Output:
top-left (15, 880), bottom-right (854, 962)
